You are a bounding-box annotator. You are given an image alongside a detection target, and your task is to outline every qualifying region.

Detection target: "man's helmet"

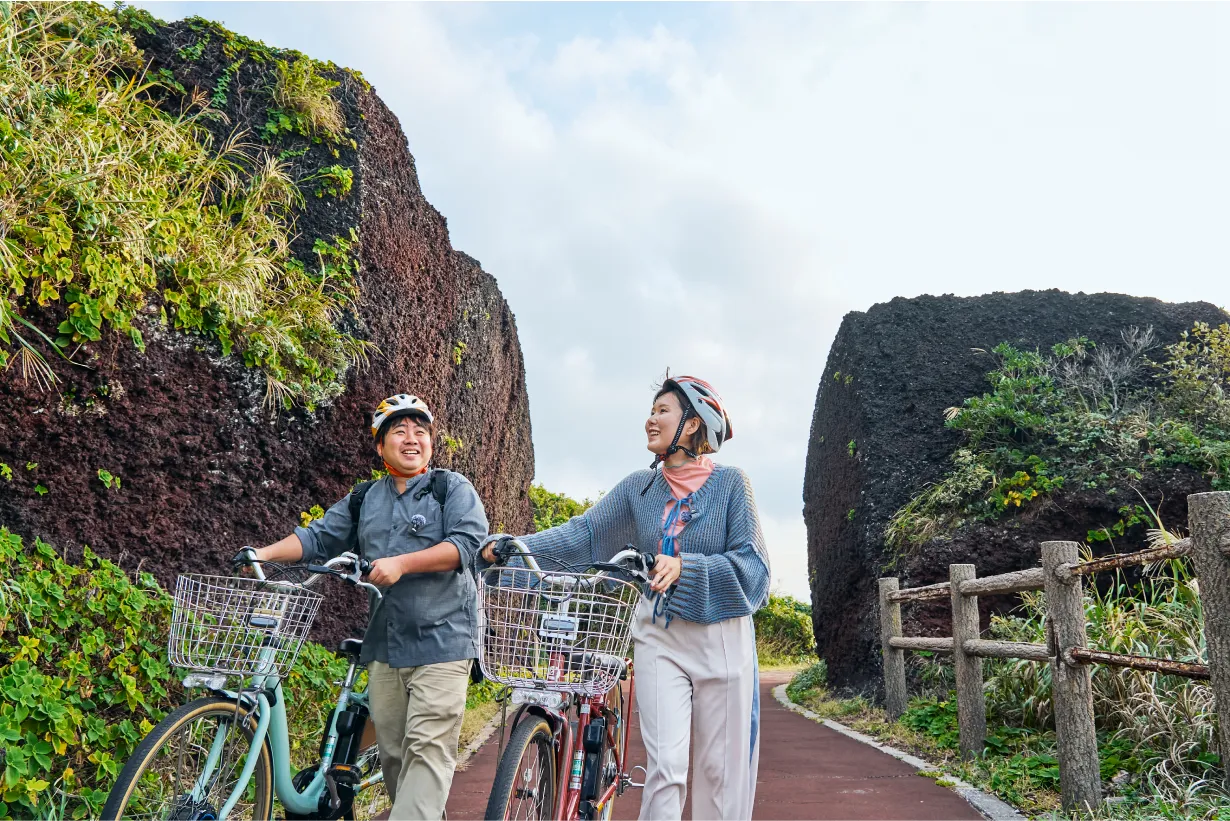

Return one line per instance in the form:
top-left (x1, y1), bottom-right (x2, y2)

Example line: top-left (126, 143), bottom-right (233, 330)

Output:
top-left (662, 375), bottom-right (733, 453)
top-left (371, 394), bottom-right (433, 440)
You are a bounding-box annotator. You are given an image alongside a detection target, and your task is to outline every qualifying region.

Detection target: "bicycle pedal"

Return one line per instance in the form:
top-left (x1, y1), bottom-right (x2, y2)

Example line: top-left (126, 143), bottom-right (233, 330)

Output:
top-left (328, 764), bottom-right (361, 785)
top-left (626, 766), bottom-right (647, 789)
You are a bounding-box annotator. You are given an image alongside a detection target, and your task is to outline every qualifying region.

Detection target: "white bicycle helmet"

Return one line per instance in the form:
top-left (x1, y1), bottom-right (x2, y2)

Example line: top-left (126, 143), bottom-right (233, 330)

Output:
top-left (371, 394), bottom-right (433, 440)
top-left (665, 375), bottom-right (733, 454)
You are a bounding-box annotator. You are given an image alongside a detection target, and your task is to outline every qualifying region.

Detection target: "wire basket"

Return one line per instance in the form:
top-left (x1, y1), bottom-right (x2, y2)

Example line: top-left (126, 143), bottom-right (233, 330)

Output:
top-left (478, 565), bottom-right (644, 696)
top-left (169, 574), bottom-right (323, 679)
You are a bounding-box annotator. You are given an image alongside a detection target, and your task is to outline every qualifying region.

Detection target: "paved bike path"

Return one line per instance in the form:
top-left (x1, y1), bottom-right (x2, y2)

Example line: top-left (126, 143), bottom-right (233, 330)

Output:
top-left (443, 670), bottom-right (983, 820)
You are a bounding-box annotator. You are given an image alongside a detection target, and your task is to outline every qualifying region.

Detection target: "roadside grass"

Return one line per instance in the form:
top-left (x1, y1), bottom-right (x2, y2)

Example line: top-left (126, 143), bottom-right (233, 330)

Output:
top-left (785, 660), bottom-right (1227, 819)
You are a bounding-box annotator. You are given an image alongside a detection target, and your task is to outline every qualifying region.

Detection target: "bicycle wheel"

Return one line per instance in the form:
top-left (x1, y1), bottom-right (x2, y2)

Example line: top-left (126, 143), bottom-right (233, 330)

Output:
top-left (485, 716), bottom-right (556, 821)
top-left (103, 697), bottom-right (274, 821)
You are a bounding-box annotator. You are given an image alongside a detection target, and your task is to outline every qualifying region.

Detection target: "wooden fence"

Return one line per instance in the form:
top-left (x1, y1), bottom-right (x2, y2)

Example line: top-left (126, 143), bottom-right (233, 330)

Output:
top-left (878, 491), bottom-right (1230, 811)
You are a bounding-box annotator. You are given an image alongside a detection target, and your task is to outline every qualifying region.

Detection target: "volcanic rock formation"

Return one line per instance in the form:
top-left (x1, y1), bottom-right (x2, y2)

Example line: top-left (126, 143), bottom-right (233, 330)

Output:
top-left (804, 290), bottom-right (1227, 691)
top-left (0, 15), bottom-right (534, 646)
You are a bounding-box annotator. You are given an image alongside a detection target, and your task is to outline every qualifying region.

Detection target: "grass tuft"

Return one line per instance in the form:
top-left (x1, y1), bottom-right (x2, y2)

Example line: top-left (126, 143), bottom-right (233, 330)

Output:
top-left (267, 57), bottom-right (345, 143)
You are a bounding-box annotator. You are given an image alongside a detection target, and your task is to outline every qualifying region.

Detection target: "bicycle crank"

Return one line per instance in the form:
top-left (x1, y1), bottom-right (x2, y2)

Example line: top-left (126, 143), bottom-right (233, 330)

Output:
top-left (167, 795), bottom-right (219, 820)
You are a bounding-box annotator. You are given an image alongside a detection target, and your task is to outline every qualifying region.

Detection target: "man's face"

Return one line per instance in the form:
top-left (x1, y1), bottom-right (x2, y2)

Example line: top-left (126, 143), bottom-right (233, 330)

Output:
top-left (377, 416), bottom-right (433, 475)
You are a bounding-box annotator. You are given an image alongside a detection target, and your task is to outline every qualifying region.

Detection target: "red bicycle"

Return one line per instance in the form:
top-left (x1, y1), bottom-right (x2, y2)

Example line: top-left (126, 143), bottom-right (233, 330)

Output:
top-left (478, 539), bottom-right (654, 821)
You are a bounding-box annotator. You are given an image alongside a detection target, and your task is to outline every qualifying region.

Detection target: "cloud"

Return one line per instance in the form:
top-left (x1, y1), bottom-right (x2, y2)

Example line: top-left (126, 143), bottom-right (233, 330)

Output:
top-left (141, 2), bottom-right (1230, 600)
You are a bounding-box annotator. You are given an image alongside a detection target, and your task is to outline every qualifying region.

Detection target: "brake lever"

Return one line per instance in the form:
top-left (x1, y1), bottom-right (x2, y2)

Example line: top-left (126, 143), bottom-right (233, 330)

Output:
top-left (492, 536), bottom-right (518, 565)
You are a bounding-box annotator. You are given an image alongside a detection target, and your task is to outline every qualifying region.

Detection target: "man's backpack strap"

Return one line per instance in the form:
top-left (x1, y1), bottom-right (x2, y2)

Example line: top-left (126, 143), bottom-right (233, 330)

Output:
top-left (430, 468), bottom-right (450, 510)
top-left (348, 480), bottom-right (376, 556)
top-left (413, 468), bottom-right (451, 510)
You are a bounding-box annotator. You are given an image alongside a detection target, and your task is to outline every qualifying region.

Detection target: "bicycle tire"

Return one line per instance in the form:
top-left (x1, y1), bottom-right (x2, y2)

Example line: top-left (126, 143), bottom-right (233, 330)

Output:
top-left (484, 716), bottom-right (556, 821)
top-left (102, 696), bottom-right (274, 821)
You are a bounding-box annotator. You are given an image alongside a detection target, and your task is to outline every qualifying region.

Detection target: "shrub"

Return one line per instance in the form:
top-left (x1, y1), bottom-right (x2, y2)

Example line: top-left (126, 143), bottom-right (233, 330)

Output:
top-left (754, 593), bottom-right (815, 663)
top-left (529, 484), bottom-right (595, 532)
top-left (785, 660), bottom-right (828, 703)
top-left (0, 528), bottom-right (176, 818)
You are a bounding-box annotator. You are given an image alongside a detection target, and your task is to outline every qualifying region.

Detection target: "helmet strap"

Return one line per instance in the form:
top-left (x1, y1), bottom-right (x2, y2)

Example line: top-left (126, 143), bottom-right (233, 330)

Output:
top-left (643, 407), bottom-right (696, 495)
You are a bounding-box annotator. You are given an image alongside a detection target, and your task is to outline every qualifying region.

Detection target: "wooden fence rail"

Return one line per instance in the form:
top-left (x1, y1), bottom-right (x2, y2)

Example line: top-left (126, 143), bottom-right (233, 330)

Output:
top-left (877, 490), bottom-right (1230, 811)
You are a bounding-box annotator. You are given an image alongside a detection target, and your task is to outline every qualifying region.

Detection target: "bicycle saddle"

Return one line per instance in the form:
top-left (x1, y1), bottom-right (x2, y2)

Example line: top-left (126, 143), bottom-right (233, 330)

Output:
top-left (337, 638), bottom-right (364, 660)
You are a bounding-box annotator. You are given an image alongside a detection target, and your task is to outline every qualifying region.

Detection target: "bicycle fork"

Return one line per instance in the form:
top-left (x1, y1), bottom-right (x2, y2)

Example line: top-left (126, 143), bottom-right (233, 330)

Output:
top-left (187, 691), bottom-right (274, 820)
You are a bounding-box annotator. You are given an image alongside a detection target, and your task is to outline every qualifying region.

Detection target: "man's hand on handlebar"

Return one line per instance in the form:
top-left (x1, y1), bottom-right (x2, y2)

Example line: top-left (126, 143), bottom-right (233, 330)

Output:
top-left (365, 556), bottom-right (404, 587)
top-left (231, 547), bottom-right (259, 576)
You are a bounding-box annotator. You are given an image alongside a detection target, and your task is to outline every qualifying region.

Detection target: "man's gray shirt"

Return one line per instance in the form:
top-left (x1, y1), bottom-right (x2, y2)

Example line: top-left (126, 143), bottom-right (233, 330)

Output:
top-left (295, 471), bottom-right (487, 668)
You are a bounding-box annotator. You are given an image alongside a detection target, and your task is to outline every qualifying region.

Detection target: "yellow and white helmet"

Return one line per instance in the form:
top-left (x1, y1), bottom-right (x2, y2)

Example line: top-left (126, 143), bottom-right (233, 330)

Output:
top-left (371, 394), bottom-right (433, 440)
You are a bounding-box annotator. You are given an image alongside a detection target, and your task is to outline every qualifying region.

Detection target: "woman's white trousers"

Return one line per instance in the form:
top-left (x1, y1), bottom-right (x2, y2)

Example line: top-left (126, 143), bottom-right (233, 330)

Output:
top-left (632, 600), bottom-right (760, 821)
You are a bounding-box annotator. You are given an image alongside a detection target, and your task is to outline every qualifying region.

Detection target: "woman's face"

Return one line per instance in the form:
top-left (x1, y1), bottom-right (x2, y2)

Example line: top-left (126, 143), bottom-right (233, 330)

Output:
top-left (378, 417), bottom-right (433, 474)
top-left (646, 391), bottom-right (699, 456)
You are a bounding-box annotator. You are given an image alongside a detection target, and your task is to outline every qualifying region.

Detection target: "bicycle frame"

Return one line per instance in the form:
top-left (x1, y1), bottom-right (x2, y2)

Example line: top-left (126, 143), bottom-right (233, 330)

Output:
top-left (185, 655), bottom-right (379, 818)
top-left (482, 540), bottom-right (652, 821)
top-left (183, 553), bottom-right (384, 819)
top-left (503, 659), bottom-right (635, 820)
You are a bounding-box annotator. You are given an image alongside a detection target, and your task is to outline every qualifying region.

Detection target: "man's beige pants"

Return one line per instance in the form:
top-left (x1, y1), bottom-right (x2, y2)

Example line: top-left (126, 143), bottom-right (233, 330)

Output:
top-left (368, 658), bottom-right (471, 821)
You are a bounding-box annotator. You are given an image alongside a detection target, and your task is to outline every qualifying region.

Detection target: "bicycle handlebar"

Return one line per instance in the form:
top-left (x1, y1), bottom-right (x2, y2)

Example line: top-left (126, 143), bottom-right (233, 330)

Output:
top-left (234, 548), bottom-right (384, 601)
top-left (491, 538), bottom-right (656, 587)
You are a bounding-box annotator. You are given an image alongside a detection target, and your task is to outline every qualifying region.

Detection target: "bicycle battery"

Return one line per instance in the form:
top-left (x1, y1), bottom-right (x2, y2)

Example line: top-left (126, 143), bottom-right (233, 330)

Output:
top-left (580, 717), bottom-right (606, 801)
top-left (320, 702), bottom-right (371, 765)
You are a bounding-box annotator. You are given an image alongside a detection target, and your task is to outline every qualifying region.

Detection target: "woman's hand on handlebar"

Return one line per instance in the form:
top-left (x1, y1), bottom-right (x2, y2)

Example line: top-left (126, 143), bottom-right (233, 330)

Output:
top-left (480, 535), bottom-right (515, 565)
top-left (649, 553), bottom-right (681, 592)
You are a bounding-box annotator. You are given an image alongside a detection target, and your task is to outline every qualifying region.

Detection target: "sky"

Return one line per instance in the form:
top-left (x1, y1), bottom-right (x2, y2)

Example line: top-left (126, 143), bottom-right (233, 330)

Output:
top-left (138, 1), bottom-right (1230, 600)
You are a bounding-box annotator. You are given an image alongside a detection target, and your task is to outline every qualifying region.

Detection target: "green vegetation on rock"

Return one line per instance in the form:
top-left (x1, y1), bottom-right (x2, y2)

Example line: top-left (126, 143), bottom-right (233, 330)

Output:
top-left (0, 2), bottom-right (367, 408)
top-left (888, 322), bottom-right (1230, 549)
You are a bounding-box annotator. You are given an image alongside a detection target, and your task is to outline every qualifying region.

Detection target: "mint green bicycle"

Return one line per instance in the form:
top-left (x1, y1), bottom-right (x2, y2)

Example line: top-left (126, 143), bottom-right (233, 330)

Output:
top-left (102, 551), bottom-right (384, 820)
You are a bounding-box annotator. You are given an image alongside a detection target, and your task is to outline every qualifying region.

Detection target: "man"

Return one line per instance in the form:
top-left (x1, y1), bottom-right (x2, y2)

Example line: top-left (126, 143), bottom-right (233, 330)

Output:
top-left (250, 393), bottom-right (487, 820)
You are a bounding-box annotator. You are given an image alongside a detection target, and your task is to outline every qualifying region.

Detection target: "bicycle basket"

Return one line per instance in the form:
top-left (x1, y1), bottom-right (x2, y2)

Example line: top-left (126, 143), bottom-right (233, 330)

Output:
top-left (477, 565), bottom-right (643, 696)
top-left (169, 574), bottom-right (323, 679)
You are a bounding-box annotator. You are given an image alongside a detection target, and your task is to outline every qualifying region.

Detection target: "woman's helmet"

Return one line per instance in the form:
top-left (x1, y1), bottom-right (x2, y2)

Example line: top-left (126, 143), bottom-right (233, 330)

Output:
top-left (371, 394), bottom-right (433, 440)
top-left (662, 375), bottom-right (734, 453)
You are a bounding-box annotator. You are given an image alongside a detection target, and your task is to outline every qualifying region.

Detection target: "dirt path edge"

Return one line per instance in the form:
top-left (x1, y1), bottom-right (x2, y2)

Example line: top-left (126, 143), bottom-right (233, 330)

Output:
top-left (770, 684), bottom-right (1027, 821)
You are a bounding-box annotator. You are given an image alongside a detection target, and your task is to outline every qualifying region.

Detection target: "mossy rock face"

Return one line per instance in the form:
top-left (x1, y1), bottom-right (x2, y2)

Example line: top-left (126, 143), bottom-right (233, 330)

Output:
top-left (0, 7), bottom-right (533, 648)
top-left (804, 290), bottom-right (1227, 691)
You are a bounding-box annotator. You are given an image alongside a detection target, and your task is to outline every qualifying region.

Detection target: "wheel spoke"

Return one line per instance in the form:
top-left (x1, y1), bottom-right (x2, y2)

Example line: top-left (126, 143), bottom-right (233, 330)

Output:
top-left (109, 703), bottom-right (268, 821)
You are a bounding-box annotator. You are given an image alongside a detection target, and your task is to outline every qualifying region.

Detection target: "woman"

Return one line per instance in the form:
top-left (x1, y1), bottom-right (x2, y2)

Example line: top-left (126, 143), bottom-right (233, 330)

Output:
top-left (252, 393), bottom-right (487, 821)
top-left (481, 374), bottom-right (770, 820)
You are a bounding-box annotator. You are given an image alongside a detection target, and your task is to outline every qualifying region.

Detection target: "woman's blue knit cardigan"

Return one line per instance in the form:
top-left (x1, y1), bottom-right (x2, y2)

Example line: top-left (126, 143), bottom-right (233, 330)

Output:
top-left (491, 464), bottom-right (771, 624)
